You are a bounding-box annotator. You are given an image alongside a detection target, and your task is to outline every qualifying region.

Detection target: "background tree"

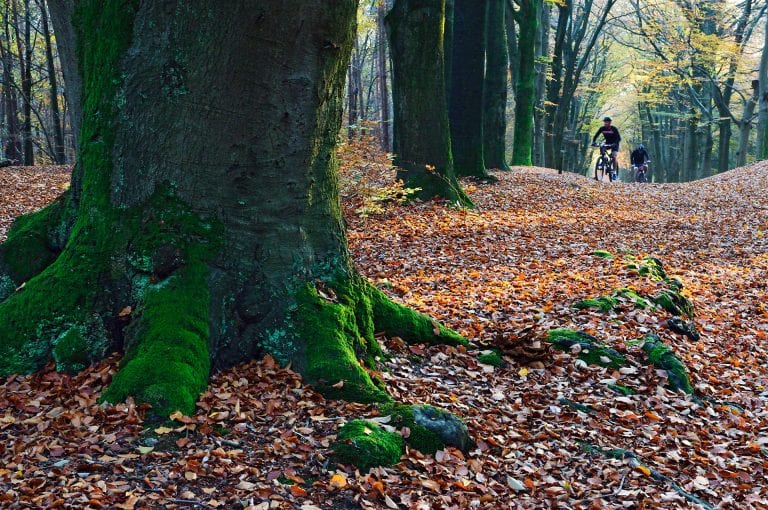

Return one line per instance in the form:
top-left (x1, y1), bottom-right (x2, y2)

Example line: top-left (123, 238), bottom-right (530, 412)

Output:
top-left (509, 0), bottom-right (540, 166)
top-left (448, 0), bottom-right (493, 179)
top-left (387, 0), bottom-right (470, 204)
top-left (0, 0), bottom-right (464, 418)
top-left (483, 0), bottom-right (510, 170)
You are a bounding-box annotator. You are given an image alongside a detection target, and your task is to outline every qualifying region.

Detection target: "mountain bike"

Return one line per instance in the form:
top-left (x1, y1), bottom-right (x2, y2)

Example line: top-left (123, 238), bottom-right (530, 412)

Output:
top-left (592, 143), bottom-right (618, 182)
top-left (633, 160), bottom-right (650, 183)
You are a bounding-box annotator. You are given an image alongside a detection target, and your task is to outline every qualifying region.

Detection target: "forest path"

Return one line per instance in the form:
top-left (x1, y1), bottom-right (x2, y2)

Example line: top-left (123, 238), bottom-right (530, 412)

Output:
top-left (0, 161), bottom-right (766, 508)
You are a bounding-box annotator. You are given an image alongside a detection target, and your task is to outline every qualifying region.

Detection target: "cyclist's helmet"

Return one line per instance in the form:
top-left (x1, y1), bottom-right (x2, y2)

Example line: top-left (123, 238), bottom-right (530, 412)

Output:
top-left (637, 144), bottom-right (645, 150)
top-left (603, 116), bottom-right (612, 122)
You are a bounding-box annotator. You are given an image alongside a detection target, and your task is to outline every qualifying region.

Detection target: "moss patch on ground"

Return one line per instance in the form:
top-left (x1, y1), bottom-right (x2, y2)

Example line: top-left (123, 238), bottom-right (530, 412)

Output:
top-left (547, 329), bottom-right (627, 369)
top-left (332, 420), bottom-right (404, 470)
top-left (640, 334), bottom-right (694, 394)
top-left (477, 349), bottom-right (504, 367)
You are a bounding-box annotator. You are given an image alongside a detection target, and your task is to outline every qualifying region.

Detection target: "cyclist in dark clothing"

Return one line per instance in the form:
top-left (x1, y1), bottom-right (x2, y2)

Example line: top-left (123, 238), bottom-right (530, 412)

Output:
top-left (631, 144), bottom-right (651, 182)
top-left (592, 117), bottom-right (621, 169)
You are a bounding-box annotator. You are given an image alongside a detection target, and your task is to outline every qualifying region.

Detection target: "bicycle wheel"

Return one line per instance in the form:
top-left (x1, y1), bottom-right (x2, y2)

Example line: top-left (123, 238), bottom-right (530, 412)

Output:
top-left (594, 161), bottom-right (602, 181)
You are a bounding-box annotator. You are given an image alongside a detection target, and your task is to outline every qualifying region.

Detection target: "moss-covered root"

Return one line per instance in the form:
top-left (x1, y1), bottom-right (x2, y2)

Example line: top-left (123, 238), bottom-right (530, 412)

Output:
top-left (369, 285), bottom-right (467, 347)
top-left (547, 328), bottom-right (628, 369)
top-left (0, 196), bottom-right (71, 300)
top-left (640, 335), bottom-right (694, 394)
top-left (101, 263), bottom-right (211, 419)
top-left (380, 403), bottom-right (473, 454)
top-left (573, 295), bottom-right (617, 313)
top-left (652, 289), bottom-right (695, 318)
top-left (332, 420), bottom-right (404, 471)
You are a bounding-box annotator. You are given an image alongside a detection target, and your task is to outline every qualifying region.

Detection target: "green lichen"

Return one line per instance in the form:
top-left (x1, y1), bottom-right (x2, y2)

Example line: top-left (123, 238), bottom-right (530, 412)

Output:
top-left (52, 328), bottom-right (89, 374)
top-left (332, 420), bottom-right (404, 470)
top-left (592, 250), bottom-right (615, 259)
top-left (547, 329), bottom-right (627, 369)
top-left (640, 335), bottom-right (694, 394)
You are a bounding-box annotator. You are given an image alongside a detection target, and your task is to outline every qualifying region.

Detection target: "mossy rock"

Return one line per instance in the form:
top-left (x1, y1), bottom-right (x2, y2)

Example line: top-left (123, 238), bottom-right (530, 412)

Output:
top-left (612, 288), bottom-right (651, 309)
top-left (666, 317), bottom-right (700, 341)
top-left (380, 403), bottom-right (472, 454)
top-left (640, 335), bottom-right (694, 394)
top-left (573, 295), bottom-right (617, 313)
top-left (547, 329), bottom-right (627, 369)
top-left (52, 328), bottom-right (90, 374)
top-left (477, 350), bottom-right (504, 367)
top-left (332, 420), bottom-right (404, 470)
top-left (592, 250), bottom-right (615, 259)
top-left (652, 289), bottom-right (694, 318)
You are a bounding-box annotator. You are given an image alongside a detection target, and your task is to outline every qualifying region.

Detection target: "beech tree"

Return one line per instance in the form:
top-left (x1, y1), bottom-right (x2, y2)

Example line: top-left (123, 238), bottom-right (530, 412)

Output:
top-left (387, 0), bottom-right (470, 204)
top-left (448, 0), bottom-right (493, 179)
top-left (483, 0), bottom-right (510, 171)
top-left (510, 0), bottom-right (540, 167)
top-left (0, 0), bottom-right (465, 418)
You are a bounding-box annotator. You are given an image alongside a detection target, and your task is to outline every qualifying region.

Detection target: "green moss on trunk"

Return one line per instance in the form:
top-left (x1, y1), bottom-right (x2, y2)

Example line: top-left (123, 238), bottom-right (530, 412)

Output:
top-left (483, 0), bottom-right (510, 171)
top-left (510, 0), bottom-right (540, 166)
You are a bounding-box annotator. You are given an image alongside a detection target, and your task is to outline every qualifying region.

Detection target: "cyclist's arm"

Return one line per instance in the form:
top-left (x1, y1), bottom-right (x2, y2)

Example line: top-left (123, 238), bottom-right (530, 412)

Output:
top-left (614, 127), bottom-right (622, 143)
top-left (592, 128), bottom-right (602, 144)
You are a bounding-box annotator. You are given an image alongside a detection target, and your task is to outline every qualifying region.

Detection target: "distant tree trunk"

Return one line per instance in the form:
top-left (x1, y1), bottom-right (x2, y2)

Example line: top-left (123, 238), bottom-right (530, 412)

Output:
top-left (386, 0), bottom-right (470, 204)
top-left (736, 81), bottom-right (758, 167)
top-left (449, 0), bottom-right (492, 178)
top-left (444, 0), bottom-right (454, 104)
top-left (758, 15), bottom-right (768, 159)
top-left (510, 0), bottom-right (539, 166)
top-left (12, 0), bottom-right (34, 165)
top-left (1, 0), bottom-right (465, 419)
top-left (45, 0), bottom-right (80, 151)
top-left (0, 8), bottom-right (22, 162)
top-left (533, 2), bottom-right (549, 167)
top-left (40, 0), bottom-right (67, 164)
top-left (376, 0), bottom-right (391, 152)
top-left (483, 0), bottom-right (509, 170)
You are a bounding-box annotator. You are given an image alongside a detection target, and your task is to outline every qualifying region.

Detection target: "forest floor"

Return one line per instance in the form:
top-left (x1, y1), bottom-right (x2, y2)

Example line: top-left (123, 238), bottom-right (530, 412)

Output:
top-left (0, 155), bottom-right (767, 509)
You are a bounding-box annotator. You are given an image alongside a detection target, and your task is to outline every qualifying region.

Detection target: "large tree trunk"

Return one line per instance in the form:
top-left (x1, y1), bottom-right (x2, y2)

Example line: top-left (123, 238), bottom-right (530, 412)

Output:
top-left (0, 0), bottom-right (464, 419)
top-left (449, 0), bottom-right (492, 178)
top-left (386, 0), bottom-right (470, 204)
top-left (483, 0), bottom-right (509, 170)
top-left (510, 0), bottom-right (539, 166)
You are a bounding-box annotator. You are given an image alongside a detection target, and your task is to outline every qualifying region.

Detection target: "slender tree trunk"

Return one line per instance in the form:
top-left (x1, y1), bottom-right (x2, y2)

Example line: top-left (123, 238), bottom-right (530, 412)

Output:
top-left (12, 0), bottom-right (34, 165)
top-left (0, 6), bottom-right (22, 162)
top-left (347, 41), bottom-right (360, 142)
top-left (386, 0), bottom-right (470, 204)
top-left (449, 0), bottom-right (492, 178)
top-left (40, 0), bottom-right (66, 164)
top-left (736, 81), bottom-right (758, 167)
top-left (45, 0), bottom-right (80, 151)
top-left (533, 2), bottom-right (549, 167)
top-left (483, 0), bottom-right (509, 170)
top-left (376, 0), bottom-right (391, 152)
top-left (511, 0), bottom-right (539, 166)
top-left (0, 0), bottom-right (464, 419)
top-left (758, 15), bottom-right (768, 159)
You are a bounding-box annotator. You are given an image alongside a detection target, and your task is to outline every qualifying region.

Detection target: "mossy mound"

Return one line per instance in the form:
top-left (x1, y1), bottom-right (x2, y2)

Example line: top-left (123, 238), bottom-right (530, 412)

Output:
top-left (612, 288), bottom-right (651, 309)
top-left (332, 420), bottom-right (404, 470)
top-left (547, 329), bottom-right (627, 369)
top-left (640, 335), bottom-right (694, 394)
top-left (573, 295), bottom-right (617, 313)
top-left (477, 350), bottom-right (504, 367)
top-left (592, 250), bottom-right (615, 259)
top-left (652, 289), bottom-right (694, 318)
top-left (607, 383), bottom-right (637, 396)
top-left (638, 256), bottom-right (668, 282)
top-left (666, 317), bottom-right (700, 341)
top-left (380, 403), bottom-right (472, 454)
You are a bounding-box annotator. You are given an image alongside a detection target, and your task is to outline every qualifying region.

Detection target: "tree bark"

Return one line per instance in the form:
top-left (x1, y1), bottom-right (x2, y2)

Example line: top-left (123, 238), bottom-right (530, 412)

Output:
top-left (12, 0), bottom-right (34, 165)
top-left (386, 0), bottom-right (471, 204)
top-left (40, 0), bottom-right (67, 164)
top-left (483, 0), bottom-right (509, 170)
top-left (510, 0), bottom-right (539, 166)
top-left (45, 0), bottom-right (80, 151)
top-left (0, 0), bottom-right (464, 419)
top-left (449, 0), bottom-right (492, 178)
top-left (376, 0), bottom-right (391, 152)
top-left (758, 14), bottom-right (768, 159)
top-left (0, 5), bottom-right (22, 162)
top-left (533, 2), bottom-right (549, 167)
